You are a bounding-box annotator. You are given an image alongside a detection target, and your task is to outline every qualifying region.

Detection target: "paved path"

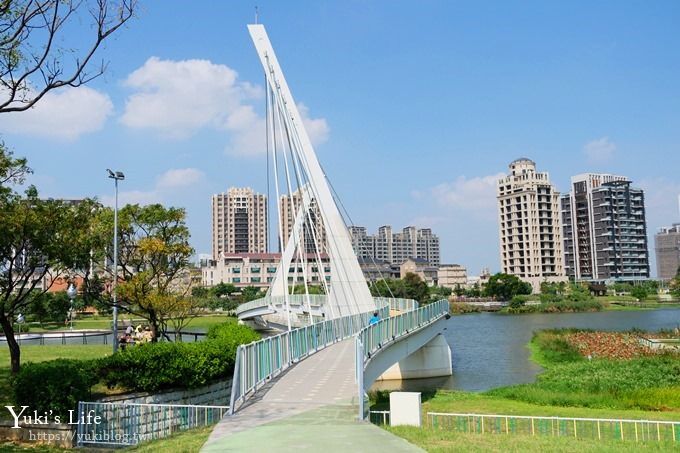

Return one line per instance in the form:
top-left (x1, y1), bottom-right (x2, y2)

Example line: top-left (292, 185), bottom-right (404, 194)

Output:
top-left (201, 339), bottom-right (423, 452)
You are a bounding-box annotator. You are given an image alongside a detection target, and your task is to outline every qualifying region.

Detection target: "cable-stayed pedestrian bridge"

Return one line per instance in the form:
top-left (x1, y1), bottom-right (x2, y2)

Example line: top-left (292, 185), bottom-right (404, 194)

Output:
top-left (228, 296), bottom-right (450, 417)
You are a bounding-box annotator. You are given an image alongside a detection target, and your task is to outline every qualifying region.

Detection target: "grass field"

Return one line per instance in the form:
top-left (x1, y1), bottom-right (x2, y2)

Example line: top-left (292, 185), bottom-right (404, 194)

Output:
top-left (0, 425), bottom-right (213, 453)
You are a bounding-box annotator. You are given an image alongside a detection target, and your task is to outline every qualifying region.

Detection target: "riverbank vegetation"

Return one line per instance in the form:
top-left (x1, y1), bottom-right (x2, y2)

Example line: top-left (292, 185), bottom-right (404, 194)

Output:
top-left (488, 329), bottom-right (680, 411)
top-left (380, 327), bottom-right (680, 451)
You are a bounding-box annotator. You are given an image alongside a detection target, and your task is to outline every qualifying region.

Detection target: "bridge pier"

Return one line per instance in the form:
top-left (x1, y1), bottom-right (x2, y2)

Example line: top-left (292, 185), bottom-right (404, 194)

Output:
top-left (376, 334), bottom-right (452, 380)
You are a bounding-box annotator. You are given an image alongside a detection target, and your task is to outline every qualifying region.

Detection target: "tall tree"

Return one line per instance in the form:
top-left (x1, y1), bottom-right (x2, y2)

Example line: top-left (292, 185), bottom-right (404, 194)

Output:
top-left (1, 0), bottom-right (137, 112)
top-left (484, 273), bottom-right (532, 301)
top-left (107, 204), bottom-right (195, 341)
top-left (0, 146), bottom-right (101, 373)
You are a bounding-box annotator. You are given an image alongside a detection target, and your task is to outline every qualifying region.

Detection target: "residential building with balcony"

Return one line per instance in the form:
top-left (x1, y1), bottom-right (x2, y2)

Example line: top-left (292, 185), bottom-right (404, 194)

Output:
top-left (201, 253), bottom-right (331, 289)
top-left (561, 173), bottom-right (649, 281)
top-left (211, 187), bottom-right (268, 259)
top-left (349, 225), bottom-right (440, 266)
top-left (497, 158), bottom-right (566, 292)
top-left (655, 223), bottom-right (680, 281)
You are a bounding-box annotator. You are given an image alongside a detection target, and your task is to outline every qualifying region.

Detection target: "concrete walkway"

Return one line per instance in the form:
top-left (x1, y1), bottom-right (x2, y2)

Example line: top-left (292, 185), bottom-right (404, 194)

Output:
top-left (201, 339), bottom-right (423, 452)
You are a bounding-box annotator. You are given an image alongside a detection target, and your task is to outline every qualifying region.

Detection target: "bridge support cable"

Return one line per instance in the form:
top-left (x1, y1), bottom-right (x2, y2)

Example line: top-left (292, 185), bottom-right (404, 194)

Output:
top-left (249, 23), bottom-right (376, 320)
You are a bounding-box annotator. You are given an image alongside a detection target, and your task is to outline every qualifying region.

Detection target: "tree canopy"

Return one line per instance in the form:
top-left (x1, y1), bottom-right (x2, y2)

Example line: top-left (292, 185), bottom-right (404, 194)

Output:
top-left (105, 203), bottom-right (196, 341)
top-left (0, 144), bottom-right (101, 373)
top-left (484, 273), bottom-right (532, 301)
top-left (1, 0), bottom-right (136, 112)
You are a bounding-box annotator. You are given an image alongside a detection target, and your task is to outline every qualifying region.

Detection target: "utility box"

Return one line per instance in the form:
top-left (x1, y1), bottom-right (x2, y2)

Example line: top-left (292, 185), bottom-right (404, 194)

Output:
top-left (390, 391), bottom-right (422, 427)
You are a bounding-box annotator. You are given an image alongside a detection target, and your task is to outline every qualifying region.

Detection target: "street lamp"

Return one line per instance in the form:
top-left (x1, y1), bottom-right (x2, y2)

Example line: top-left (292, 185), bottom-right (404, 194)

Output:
top-left (66, 281), bottom-right (77, 331)
top-left (107, 169), bottom-right (125, 353)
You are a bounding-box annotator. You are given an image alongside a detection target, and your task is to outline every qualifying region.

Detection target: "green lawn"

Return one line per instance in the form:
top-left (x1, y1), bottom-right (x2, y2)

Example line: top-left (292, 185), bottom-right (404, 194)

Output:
top-left (0, 426), bottom-right (213, 452)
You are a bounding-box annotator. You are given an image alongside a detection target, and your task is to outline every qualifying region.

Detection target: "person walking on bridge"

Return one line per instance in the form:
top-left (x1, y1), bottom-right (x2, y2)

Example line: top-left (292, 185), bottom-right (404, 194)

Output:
top-left (369, 312), bottom-right (380, 326)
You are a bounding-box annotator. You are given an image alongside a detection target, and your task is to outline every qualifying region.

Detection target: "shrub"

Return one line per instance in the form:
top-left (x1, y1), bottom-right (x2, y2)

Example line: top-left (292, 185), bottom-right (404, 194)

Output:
top-left (13, 359), bottom-right (97, 419)
top-left (98, 322), bottom-right (259, 392)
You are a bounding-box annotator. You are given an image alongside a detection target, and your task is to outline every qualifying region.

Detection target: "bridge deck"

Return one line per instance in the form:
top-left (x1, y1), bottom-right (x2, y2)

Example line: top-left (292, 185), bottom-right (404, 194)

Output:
top-left (201, 339), bottom-right (423, 452)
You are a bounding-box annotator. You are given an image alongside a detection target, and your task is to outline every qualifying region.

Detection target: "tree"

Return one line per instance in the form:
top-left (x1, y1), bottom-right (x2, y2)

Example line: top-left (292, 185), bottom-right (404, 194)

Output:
top-left (670, 267), bottom-right (680, 299)
top-left (631, 285), bottom-right (648, 301)
top-left (108, 204), bottom-right (194, 341)
top-left (1, 0), bottom-right (137, 112)
top-left (484, 273), bottom-right (532, 301)
top-left (0, 148), bottom-right (101, 374)
top-left (212, 282), bottom-right (237, 298)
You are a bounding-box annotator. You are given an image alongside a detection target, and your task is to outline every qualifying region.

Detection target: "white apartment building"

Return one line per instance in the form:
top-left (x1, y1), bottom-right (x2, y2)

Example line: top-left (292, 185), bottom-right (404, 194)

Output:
top-left (437, 264), bottom-right (467, 289)
top-left (211, 187), bottom-right (268, 259)
top-left (202, 253), bottom-right (331, 289)
top-left (350, 225), bottom-right (440, 266)
top-left (497, 158), bottom-right (566, 292)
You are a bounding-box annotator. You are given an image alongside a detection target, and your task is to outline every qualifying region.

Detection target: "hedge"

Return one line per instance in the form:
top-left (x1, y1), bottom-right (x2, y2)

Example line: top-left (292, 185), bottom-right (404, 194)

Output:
top-left (97, 322), bottom-right (259, 392)
top-left (13, 322), bottom-right (260, 410)
top-left (13, 359), bottom-right (98, 419)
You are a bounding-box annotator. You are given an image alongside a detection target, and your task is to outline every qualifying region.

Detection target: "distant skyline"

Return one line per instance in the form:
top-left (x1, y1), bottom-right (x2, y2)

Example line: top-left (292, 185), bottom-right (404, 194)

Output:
top-left (1, 1), bottom-right (679, 277)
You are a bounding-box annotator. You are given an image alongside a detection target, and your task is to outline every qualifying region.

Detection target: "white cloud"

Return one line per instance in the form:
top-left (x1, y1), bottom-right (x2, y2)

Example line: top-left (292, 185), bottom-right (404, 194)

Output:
top-left (156, 168), bottom-right (205, 189)
top-left (120, 57), bottom-right (261, 139)
top-left (224, 102), bottom-right (330, 157)
top-left (584, 137), bottom-right (616, 164)
top-left (430, 173), bottom-right (505, 214)
top-left (120, 57), bottom-right (330, 156)
top-left (0, 86), bottom-right (113, 140)
top-left (299, 103), bottom-right (330, 146)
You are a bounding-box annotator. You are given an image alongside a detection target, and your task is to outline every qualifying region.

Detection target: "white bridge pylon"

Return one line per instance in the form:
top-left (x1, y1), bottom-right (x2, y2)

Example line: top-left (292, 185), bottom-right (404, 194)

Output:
top-left (248, 24), bottom-right (376, 321)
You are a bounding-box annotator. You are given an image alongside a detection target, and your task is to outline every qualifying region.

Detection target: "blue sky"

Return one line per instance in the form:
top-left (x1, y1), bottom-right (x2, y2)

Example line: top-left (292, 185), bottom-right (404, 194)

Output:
top-left (2, 1), bottom-right (679, 277)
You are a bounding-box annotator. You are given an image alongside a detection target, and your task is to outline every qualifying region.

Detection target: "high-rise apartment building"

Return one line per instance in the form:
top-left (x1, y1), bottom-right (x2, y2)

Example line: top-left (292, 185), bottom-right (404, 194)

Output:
top-left (497, 158), bottom-right (566, 291)
top-left (211, 187), bottom-right (268, 259)
top-left (279, 190), bottom-right (326, 254)
top-left (349, 225), bottom-right (440, 266)
top-left (654, 224), bottom-right (680, 281)
top-left (561, 174), bottom-right (649, 281)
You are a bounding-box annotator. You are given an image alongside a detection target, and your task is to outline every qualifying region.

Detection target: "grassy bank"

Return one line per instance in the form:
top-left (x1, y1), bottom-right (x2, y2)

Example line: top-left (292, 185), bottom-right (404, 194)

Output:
top-left (380, 328), bottom-right (680, 451)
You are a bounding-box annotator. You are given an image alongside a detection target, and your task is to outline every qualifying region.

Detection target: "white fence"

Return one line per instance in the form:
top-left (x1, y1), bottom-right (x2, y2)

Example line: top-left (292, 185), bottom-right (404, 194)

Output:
top-left (76, 401), bottom-right (229, 447)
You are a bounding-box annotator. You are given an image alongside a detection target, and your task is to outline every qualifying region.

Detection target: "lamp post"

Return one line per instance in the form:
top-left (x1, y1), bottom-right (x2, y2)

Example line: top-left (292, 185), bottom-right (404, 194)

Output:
top-left (107, 169), bottom-right (125, 353)
top-left (66, 281), bottom-right (77, 331)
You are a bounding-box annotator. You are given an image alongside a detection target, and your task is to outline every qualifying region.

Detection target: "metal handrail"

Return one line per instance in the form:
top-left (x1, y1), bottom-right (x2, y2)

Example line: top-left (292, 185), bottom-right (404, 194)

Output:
top-left (356, 299), bottom-right (450, 419)
top-left (228, 300), bottom-right (393, 415)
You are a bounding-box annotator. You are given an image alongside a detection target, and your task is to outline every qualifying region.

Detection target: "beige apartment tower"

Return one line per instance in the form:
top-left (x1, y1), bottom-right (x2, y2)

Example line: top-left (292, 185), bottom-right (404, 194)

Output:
top-left (211, 187), bottom-right (268, 259)
top-left (497, 158), bottom-right (566, 292)
top-left (279, 190), bottom-right (327, 254)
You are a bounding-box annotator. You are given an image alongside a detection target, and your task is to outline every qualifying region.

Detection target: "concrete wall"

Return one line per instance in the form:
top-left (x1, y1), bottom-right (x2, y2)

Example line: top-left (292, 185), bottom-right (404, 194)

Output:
top-left (100, 378), bottom-right (232, 406)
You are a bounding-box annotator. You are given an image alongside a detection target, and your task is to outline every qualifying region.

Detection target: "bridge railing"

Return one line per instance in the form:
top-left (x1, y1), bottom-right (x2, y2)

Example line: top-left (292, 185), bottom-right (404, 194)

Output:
top-left (228, 300), bottom-right (396, 414)
top-left (372, 297), bottom-right (419, 312)
top-left (355, 299), bottom-right (450, 419)
top-left (236, 294), bottom-right (328, 317)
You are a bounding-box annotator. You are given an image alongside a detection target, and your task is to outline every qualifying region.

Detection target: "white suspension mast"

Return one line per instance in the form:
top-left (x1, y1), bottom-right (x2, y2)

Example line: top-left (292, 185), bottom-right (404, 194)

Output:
top-left (249, 24), bottom-right (375, 318)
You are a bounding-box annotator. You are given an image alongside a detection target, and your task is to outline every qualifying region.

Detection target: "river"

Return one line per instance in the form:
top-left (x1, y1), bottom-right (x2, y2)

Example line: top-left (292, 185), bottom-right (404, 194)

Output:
top-left (371, 308), bottom-right (680, 393)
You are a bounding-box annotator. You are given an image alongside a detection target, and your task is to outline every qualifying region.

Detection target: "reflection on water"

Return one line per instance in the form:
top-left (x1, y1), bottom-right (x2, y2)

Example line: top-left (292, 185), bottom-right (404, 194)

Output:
top-left (370, 308), bottom-right (680, 393)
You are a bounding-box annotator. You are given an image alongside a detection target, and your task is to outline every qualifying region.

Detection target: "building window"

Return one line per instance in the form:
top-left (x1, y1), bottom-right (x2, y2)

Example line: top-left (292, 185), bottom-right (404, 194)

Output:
top-left (251, 277), bottom-right (261, 283)
top-left (267, 267), bottom-right (277, 273)
top-left (232, 268), bottom-right (241, 273)
top-left (251, 267), bottom-right (261, 273)
top-left (232, 277), bottom-right (241, 283)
